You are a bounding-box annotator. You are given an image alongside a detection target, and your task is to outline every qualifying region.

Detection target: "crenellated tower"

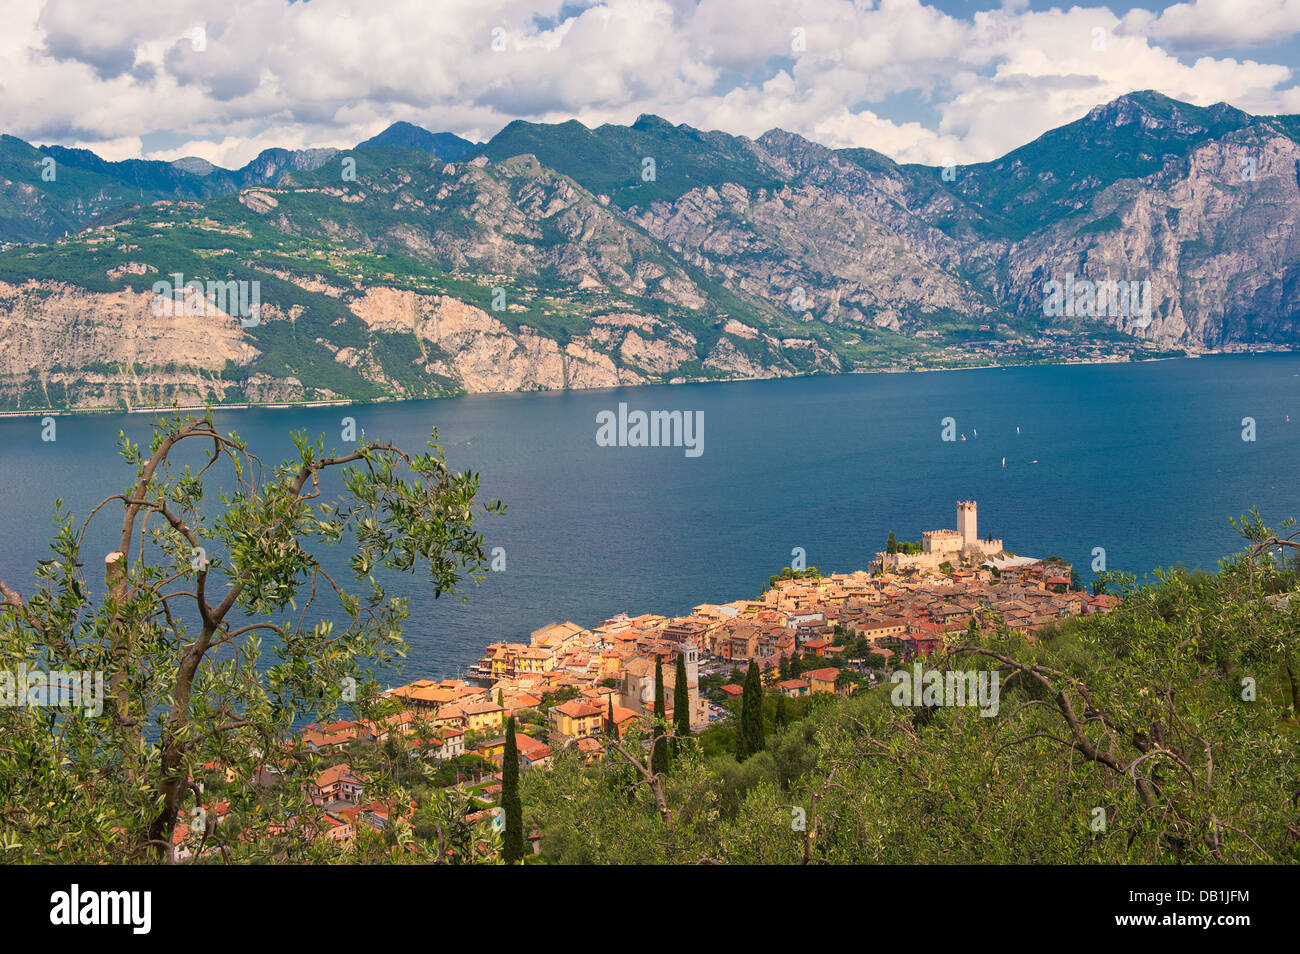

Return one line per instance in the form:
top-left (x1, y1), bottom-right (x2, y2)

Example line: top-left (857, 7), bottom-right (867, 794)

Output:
top-left (957, 500), bottom-right (977, 548)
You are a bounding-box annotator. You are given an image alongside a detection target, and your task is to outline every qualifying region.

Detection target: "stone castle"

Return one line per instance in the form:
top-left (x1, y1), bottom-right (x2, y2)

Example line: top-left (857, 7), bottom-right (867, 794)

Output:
top-left (872, 500), bottom-right (1005, 574)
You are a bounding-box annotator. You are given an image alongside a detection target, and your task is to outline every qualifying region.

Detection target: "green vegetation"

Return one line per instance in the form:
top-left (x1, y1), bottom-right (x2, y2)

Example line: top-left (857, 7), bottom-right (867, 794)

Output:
top-left (768, 565), bottom-right (822, 588)
top-left (501, 717), bottom-right (524, 863)
top-left (0, 413), bottom-right (502, 862)
top-left (920, 91), bottom-right (1256, 241)
top-left (887, 531), bottom-right (923, 555)
top-left (652, 656), bottom-right (669, 776)
top-left (737, 660), bottom-right (765, 763)
top-left (523, 521), bottom-right (1300, 863)
top-left (4, 415), bottom-right (1297, 865)
top-left (674, 653), bottom-right (691, 743)
top-left (481, 115), bottom-right (785, 209)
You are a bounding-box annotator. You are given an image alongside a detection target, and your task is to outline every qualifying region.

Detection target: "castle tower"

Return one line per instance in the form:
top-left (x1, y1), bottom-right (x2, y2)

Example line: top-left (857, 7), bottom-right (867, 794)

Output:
top-left (957, 500), bottom-right (977, 548)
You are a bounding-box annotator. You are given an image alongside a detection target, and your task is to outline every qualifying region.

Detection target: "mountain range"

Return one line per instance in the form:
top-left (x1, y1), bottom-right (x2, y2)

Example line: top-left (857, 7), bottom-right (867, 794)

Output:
top-left (1, 90), bottom-right (1296, 412)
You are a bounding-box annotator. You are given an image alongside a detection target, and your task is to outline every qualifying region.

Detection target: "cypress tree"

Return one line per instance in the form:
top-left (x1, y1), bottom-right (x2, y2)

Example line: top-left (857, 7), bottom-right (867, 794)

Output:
top-left (775, 692), bottom-right (788, 729)
top-left (674, 652), bottom-right (691, 739)
top-left (741, 659), bottom-right (764, 758)
top-left (651, 656), bottom-right (669, 775)
top-left (501, 717), bottom-right (524, 863)
top-left (606, 696), bottom-right (616, 738)
top-left (734, 709), bottom-right (748, 762)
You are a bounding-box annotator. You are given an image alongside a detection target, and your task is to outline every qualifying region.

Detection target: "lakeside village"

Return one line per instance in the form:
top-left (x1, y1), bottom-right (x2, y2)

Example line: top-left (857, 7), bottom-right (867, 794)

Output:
top-left (175, 501), bottom-right (1121, 859)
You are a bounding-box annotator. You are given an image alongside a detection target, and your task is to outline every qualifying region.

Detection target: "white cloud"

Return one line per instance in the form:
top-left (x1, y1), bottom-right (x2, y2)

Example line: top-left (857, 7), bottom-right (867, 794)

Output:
top-left (1123, 0), bottom-right (1300, 54)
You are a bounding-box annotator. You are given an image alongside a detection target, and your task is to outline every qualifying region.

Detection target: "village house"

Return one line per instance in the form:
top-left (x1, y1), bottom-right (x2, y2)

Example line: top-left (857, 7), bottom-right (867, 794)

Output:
top-left (777, 678), bottom-right (810, 698)
top-left (805, 667), bottom-right (847, 696)
top-left (438, 728), bottom-right (465, 759)
top-left (515, 733), bottom-right (554, 770)
top-left (575, 736), bottom-right (606, 764)
top-left (476, 737), bottom-right (507, 764)
top-left (530, 621), bottom-right (591, 653)
top-left (347, 798), bottom-right (416, 832)
top-left (308, 763), bottom-right (365, 806)
top-left (321, 814), bottom-right (354, 844)
top-left (605, 703), bottom-right (641, 739)
top-left (454, 698), bottom-right (506, 734)
top-left (359, 709), bottom-right (418, 743)
top-left (549, 699), bottom-right (605, 740)
top-left (302, 720), bottom-right (358, 753)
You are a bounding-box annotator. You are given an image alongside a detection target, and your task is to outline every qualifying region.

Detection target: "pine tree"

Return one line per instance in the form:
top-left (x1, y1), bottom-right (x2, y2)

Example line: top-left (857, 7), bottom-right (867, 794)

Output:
top-left (501, 716), bottom-right (524, 863)
top-left (674, 652), bottom-right (691, 747)
top-left (740, 659), bottom-right (765, 761)
top-left (651, 656), bottom-right (669, 775)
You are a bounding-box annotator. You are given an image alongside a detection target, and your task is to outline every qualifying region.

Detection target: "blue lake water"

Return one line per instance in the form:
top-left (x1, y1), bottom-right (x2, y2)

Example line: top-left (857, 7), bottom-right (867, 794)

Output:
top-left (2, 353), bottom-right (1298, 682)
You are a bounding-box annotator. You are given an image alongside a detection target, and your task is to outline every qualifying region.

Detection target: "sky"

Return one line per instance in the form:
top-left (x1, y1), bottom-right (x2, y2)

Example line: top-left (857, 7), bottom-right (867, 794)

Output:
top-left (3, 0), bottom-right (1300, 169)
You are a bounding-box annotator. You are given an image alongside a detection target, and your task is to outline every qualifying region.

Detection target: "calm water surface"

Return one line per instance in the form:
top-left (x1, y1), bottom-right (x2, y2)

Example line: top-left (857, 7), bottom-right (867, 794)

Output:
top-left (2, 354), bottom-right (1297, 681)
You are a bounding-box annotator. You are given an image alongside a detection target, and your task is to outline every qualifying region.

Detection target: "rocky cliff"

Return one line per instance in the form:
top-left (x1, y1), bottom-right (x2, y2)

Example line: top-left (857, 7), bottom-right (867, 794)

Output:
top-left (0, 93), bottom-right (1294, 412)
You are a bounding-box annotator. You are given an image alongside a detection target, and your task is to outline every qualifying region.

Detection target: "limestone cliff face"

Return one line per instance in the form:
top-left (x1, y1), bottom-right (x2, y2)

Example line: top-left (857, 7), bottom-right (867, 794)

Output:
top-left (636, 178), bottom-right (993, 333)
top-left (631, 99), bottom-right (1300, 351)
top-left (0, 279), bottom-right (262, 409)
top-left (263, 153), bottom-right (715, 311)
top-left (1001, 130), bottom-right (1300, 345)
top-left (345, 286), bottom-right (797, 391)
top-left (348, 287), bottom-right (634, 392)
top-left (633, 135), bottom-right (996, 336)
top-left (0, 279), bottom-right (256, 376)
top-left (0, 267), bottom-right (798, 410)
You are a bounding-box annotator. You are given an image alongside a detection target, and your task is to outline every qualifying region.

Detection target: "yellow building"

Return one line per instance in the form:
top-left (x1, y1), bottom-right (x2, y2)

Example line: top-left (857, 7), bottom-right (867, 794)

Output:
top-left (549, 699), bottom-right (604, 739)
top-left (448, 698), bottom-right (505, 734)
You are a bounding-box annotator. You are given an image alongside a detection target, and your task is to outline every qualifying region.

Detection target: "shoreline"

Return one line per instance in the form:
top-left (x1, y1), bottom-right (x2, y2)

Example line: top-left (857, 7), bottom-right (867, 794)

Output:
top-left (0, 398), bottom-right (356, 419)
top-left (0, 346), bottom-right (1292, 420)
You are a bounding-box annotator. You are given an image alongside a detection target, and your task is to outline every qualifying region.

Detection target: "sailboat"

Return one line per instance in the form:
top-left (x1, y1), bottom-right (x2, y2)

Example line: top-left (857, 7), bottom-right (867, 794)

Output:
top-left (1016, 426), bottom-right (1020, 435)
top-left (973, 429), bottom-right (977, 437)
top-left (1001, 457), bottom-right (1005, 468)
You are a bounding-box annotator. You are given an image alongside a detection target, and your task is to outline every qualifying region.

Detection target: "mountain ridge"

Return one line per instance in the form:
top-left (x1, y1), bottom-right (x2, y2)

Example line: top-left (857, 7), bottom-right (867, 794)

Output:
top-left (0, 91), bottom-right (1295, 412)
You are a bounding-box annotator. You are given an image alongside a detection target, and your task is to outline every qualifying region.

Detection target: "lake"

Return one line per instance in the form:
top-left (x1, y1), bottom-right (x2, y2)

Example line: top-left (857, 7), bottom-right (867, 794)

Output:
top-left (2, 354), bottom-right (1297, 681)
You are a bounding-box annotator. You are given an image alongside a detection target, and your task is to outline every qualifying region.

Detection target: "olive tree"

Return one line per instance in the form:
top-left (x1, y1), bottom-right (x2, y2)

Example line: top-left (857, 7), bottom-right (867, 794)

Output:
top-left (0, 412), bottom-right (500, 862)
